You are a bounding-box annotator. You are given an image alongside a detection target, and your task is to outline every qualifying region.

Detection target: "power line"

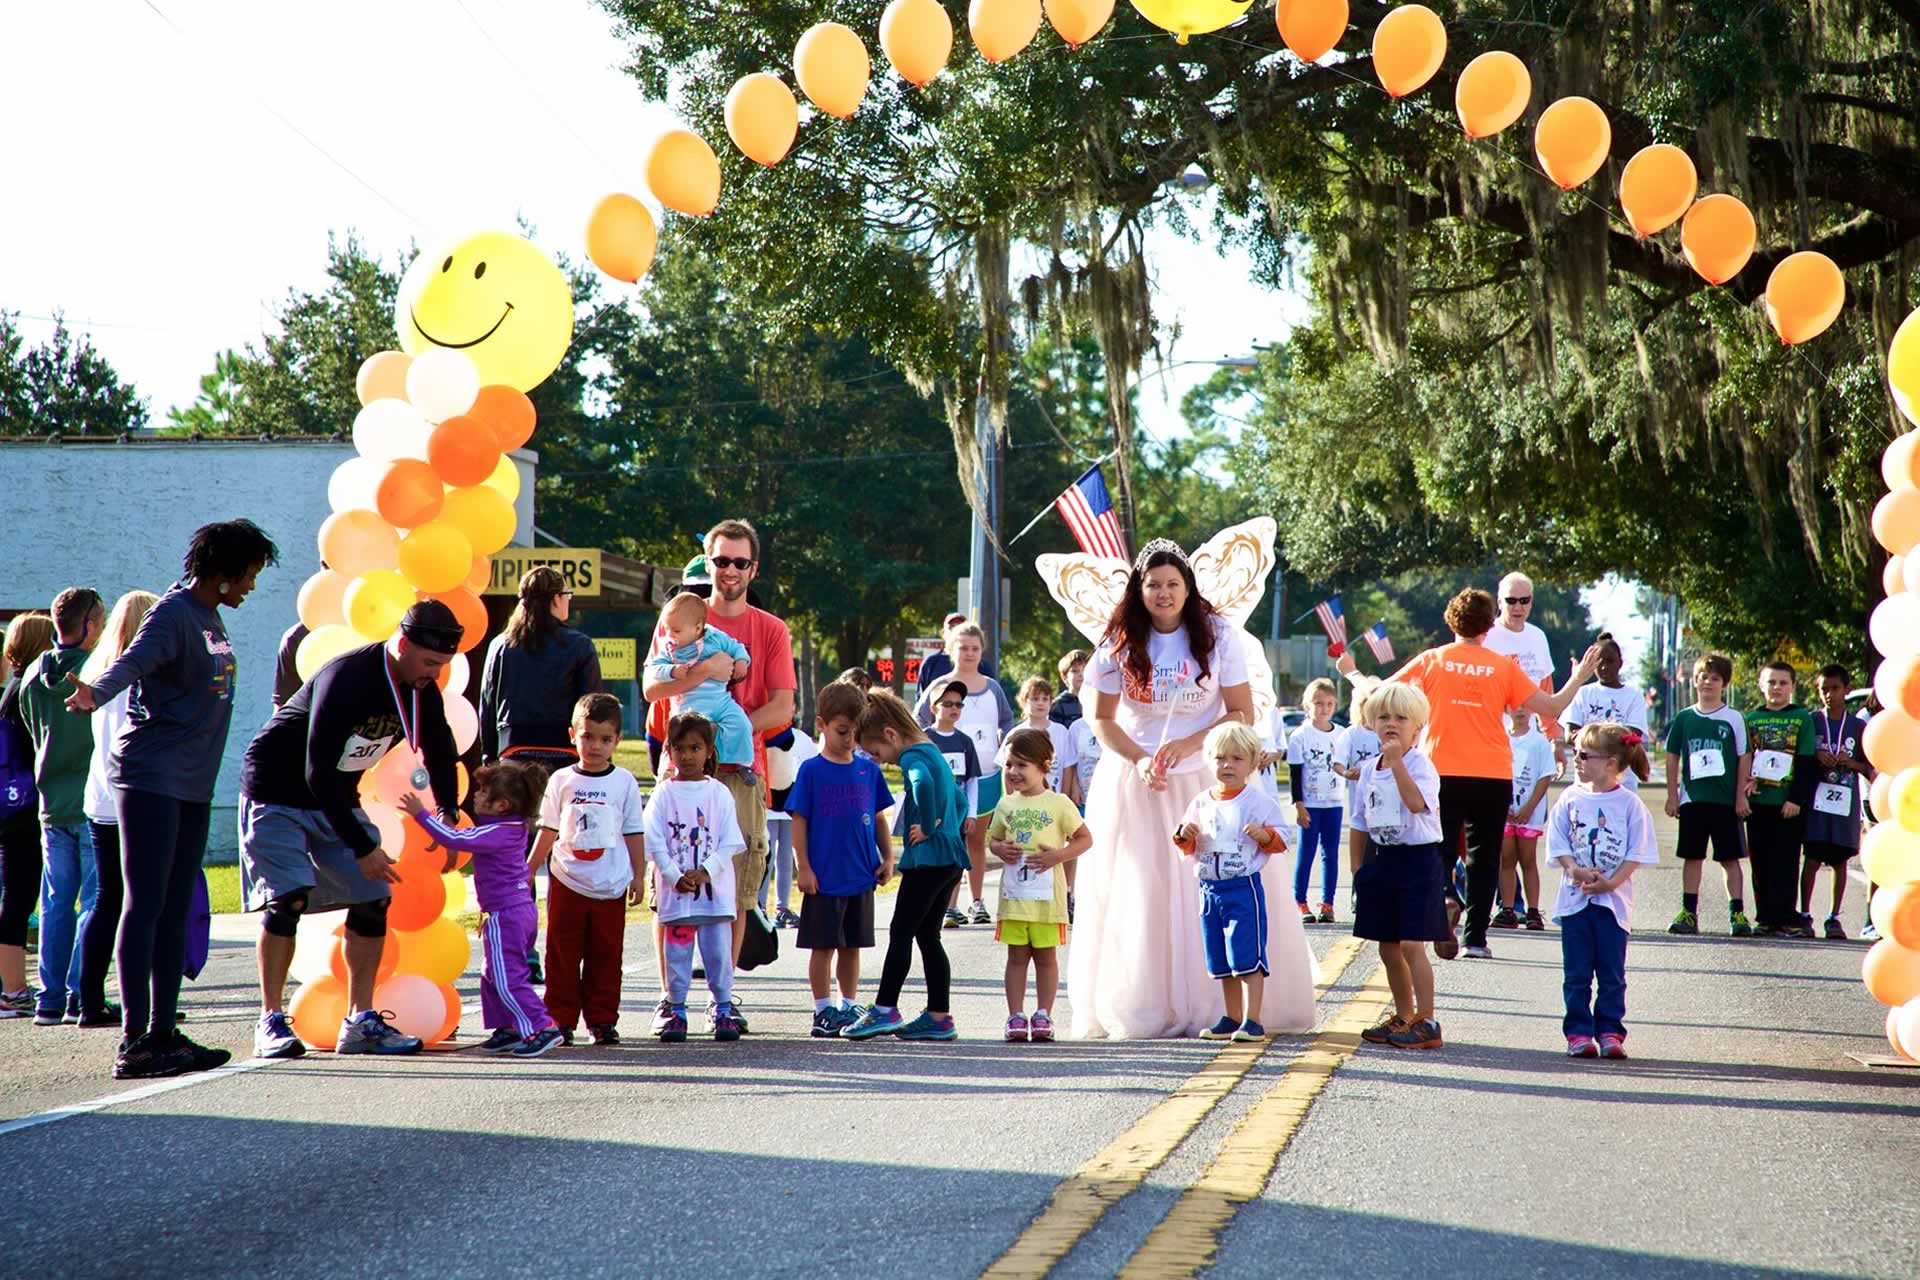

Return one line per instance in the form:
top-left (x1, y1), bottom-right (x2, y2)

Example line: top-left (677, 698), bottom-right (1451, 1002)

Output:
top-left (449, 0), bottom-right (625, 182)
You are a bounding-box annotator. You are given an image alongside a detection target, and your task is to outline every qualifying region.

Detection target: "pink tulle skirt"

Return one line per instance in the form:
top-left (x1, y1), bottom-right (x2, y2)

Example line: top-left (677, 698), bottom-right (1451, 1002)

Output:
top-left (1067, 753), bottom-right (1319, 1039)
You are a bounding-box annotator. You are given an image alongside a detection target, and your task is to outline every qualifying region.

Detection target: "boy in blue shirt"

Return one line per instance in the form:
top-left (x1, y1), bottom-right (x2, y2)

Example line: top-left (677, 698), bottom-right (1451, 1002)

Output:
top-left (790, 682), bottom-right (896, 1036)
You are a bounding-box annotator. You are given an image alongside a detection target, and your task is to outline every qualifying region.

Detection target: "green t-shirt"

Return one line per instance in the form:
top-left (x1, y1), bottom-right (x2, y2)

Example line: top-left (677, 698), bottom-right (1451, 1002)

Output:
top-left (1744, 705), bottom-right (1816, 808)
top-left (1663, 705), bottom-right (1746, 808)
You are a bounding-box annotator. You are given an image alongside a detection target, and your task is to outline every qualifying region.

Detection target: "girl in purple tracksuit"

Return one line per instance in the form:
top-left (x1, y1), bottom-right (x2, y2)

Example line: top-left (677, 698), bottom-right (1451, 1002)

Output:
top-left (400, 762), bottom-right (564, 1058)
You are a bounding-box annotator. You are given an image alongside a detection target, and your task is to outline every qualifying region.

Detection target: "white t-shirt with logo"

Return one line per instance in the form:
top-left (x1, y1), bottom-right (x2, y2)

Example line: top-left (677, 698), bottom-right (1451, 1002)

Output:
top-left (1286, 723), bottom-right (1348, 808)
top-left (1068, 717), bottom-right (1102, 797)
top-left (1508, 728), bottom-right (1556, 827)
top-left (1349, 748), bottom-right (1444, 846)
top-left (1483, 621), bottom-right (1554, 685)
top-left (1338, 724), bottom-right (1380, 815)
top-left (1565, 683), bottom-right (1651, 790)
top-left (1178, 786), bottom-right (1290, 881)
top-left (643, 777), bottom-right (746, 924)
top-left (1087, 616), bottom-right (1250, 769)
top-left (538, 764), bottom-right (647, 900)
top-left (1546, 782), bottom-right (1659, 929)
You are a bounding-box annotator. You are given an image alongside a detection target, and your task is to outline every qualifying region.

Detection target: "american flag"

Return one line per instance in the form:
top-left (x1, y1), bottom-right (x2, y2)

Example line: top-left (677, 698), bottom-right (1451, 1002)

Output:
top-left (1363, 622), bottom-right (1394, 662)
top-left (1054, 464), bottom-right (1129, 560)
top-left (1312, 595), bottom-right (1347, 647)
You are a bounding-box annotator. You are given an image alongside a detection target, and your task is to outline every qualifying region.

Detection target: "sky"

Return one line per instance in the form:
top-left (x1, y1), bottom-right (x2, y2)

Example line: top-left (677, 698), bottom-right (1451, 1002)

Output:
top-left (0, 0), bottom-right (1643, 665)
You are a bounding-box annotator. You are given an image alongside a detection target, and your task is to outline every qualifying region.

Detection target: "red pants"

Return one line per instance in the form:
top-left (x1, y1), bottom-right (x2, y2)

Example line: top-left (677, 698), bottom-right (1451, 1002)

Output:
top-left (544, 877), bottom-right (626, 1030)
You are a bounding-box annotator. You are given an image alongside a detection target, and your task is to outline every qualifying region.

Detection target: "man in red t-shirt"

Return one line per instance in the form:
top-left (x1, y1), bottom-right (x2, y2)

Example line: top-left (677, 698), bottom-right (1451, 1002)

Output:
top-left (644, 520), bottom-right (797, 1010)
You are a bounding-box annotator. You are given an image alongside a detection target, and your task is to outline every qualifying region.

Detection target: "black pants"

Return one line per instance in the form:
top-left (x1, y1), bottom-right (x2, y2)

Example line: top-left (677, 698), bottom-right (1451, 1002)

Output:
top-left (0, 809), bottom-right (42, 951)
top-left (82, 821), bottom-right (125, 1015)
top-left (1746, 805), bottom-right (1805, 929)
top-left (877, 866), bottom-right (964, 1010)
top-left (114, 789), bottom-right (210, 1038)
top-left (1440, 775), bottom-right (1511, 947)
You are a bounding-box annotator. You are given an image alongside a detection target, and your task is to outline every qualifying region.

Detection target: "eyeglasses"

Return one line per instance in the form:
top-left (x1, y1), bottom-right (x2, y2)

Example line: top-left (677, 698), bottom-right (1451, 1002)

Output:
top-left (937, 700), bottom-right (965, 710)
top-left (709, 556), bottom-right (755, 571)
top-left (1503, 596), bottom-right (1531, 605)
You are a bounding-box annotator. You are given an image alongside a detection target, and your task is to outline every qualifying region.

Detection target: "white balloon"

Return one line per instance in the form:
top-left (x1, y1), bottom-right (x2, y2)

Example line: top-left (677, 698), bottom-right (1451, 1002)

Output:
top-left (1898, 997), bottom-right (1920, 1062)
top-left (446, 694), bottom-right (480, 755)
top-left (406, 348), bottom-right (481, 424)
top-left (1870, 594), bottom-right (1920, 660)
top-left (352, 398), bottom-right (432, 463)
top-left (366, 801), bottom-right (407, 858)
top-left (326, 457), bottom-right (384, 513)
top-left (444, 652), bottom-right (471, 696)
top-left (1905, 551), bottom-right (1920, 597)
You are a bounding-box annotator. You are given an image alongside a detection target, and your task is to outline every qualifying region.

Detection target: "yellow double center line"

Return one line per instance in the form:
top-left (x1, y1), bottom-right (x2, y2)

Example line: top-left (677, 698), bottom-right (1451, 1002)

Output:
top-left (983, 936), bottom-right (1373, 1280)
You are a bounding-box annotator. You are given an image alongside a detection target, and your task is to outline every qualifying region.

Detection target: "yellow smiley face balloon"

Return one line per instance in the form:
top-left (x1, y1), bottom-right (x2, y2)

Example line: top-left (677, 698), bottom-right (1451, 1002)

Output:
top-left (396, 231), bottom-right (574, 393)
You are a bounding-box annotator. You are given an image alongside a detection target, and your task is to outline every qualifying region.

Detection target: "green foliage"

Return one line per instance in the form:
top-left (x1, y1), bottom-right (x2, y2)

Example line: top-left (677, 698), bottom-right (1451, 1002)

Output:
top-left (0, 312), bottom-right (147, 436)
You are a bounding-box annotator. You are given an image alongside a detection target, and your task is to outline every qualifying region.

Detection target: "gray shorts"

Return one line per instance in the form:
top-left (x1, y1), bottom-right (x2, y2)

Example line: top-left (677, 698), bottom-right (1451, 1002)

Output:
top-left (239, 798), bottom-right (390, 914)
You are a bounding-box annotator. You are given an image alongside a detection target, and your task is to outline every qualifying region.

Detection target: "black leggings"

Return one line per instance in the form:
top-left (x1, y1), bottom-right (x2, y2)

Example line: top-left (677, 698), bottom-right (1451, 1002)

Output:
top-left (83, 822), bottom-right (125, 1016)
top-left (1439, 775), bottom-right (1512, 948)
top-left (0, 810), bottom-right (42, 951)
top-left (114, 789), bottom-right (210, 1037)
top-left (877, 866), bottom-right (964, 1011)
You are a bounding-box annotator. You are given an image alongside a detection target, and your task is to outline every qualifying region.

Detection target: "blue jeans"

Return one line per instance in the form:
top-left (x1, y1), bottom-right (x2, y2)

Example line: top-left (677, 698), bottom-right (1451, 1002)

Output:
top-left (1561, 904), bottom-right (1628, 1039)
top-left (1294, 806), bottom-right (1343, 906)
top-left (38, 822), bottom-right (98, 1014)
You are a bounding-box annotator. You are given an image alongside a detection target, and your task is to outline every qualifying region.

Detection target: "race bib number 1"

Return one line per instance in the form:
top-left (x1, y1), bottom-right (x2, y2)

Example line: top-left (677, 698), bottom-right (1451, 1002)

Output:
top-left (1364, 780), bottom-right (1402, 832)
top-left (1752, 750), bottom-right (1792, 782)
top-left (1001, 857), bottom-right (1055, 901)
top-left (1688, 747), bottom-right (1725, 781)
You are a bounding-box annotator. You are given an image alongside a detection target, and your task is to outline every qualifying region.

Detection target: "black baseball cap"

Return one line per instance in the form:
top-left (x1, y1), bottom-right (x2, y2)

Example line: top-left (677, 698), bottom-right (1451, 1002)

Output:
top-left (399, 600), bottom-right (464, 654)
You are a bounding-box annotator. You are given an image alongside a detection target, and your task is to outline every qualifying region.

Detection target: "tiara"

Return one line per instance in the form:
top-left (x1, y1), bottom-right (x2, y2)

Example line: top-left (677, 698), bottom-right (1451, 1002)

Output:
top-left (1132, 538), bottom-right (1188, 573)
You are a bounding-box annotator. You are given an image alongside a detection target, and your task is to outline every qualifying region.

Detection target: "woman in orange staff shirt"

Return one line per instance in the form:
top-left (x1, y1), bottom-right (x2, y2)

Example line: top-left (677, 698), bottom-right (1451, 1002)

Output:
top-left (1338, 589), bottom-right (1600, 960)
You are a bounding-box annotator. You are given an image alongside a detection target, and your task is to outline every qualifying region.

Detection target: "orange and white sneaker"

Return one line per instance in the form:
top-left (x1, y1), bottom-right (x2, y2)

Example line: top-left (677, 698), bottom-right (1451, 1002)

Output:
top-left (1387, 1017), bottom-right (1443, 1050)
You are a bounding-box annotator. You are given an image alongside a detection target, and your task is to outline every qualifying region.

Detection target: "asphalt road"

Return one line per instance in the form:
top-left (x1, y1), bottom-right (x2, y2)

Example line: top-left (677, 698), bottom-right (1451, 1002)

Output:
top-left (0, 795), bottom-right (1914, 1280)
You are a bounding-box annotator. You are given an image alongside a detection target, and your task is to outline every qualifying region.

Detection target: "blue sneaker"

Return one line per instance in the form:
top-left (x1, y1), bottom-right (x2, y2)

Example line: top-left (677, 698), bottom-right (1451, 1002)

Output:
top-left (335, 1010), bottom-right (422, 1055)
top-left (512, 1026), bottom-right (567, 1058)
top-left (253, 1010), bottom-right (306, 1059)
top-left (811, 1008), bottom-right (842, 1038)
top-left (896, 1012), bottom-right (958, 1041)
top-left (1199, 1016), bottom-right (1238, 1040)
top-left (844, 1007), bottom-right (906, 1040)
top-left (1232, 1020), bottom-right (1268, 1042)
top-left (835, 1003), bottom-right (866, 1031)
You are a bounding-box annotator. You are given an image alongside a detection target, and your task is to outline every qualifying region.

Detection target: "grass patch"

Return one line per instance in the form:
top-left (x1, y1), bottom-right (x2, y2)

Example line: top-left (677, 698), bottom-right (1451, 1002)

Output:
top-left (205, 863), bottom-right (242, 915)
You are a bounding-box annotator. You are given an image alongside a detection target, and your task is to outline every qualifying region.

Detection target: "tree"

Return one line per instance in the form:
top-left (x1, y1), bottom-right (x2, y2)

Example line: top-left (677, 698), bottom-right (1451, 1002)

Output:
top-left (0, 312), bottom-right (147, 436)
top-left (165, 349), bottom-right (251, 436)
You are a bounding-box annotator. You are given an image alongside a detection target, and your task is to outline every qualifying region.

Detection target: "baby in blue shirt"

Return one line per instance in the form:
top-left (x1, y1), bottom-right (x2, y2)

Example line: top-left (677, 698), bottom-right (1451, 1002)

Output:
top-left (647, 593), bottom-right (754, 768)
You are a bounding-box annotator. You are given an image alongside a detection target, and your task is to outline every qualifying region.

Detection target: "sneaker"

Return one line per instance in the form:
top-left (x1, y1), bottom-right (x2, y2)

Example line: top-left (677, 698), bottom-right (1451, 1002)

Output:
top-left (1566, 1035), bottom-right (1600, 1058)
top-left (1752, 923), bottom-right (1781, 938)
top-left (512, 1026), bottom-right (566, 1058)
top-left (1232, 1019), bottom-right (1268, 1042)
top-left (1200, 1016), bottom-right (1239, 1040)
top-left (113, 1032), bottom-right (194, 1080)
top-left (1862, 922), bottom-right (1881, 941)
top-left (1316, 905), bottom-right (1336, 925)
top-left (32, 1005), bottom-right (66, 1026)
top-left (335, 1010), bottom-right (423, 1055)
top-left (0, 989), bottom-right (35, 1019)
top-left (478, 1027), bottom-right (523, 1053)
top-left (1297, 902), bottom-right (1315, 920)
top-left (1523, 908), bottom-right (1547, 931)
top-left (1491, 907), bottom-right (1520, 929)
top-left (1798, 912), bottom-right (1816, 933)
top-left (163, 1030), bottom-right (232, 1073)
top-left (712, 1010), bottom-right (742, 1042)
top-left (1361, 1012), bottom-right (1409, 1045)
top-left (658, 1011), bottom-right (688, 1043)
top-left (1005, 1012), bottom-right (1030, 1042)
top-left (1825, 915), bottom-right (1848, 941)
top-left (943, 908), bottom-right (965, 929)
top-left (525, 953), bottom-right (544, 985)
top-left (811, 1008), bottom-right (844, 1039)
top-left (1387, 1018), bottom-right (1443, 1050)
top-left (774, 907), bottom-right (802, 929)
top-left (1463, 943), bottom-right (1493, 960)
top-left (1730, 911), bottom-right (1754, 937)
top-left (254, 1010), bottom-right (307, 1059)
top-left (1435, 899), bottom-right (1462, 960)
top-left (649, 998), bottom-right (675, 1036)
top-left (969, 900), bottom-right (991, 926)
top-left (896, 1011), bottom-right (958, 1041)
top-left (1668, 909), bottom-right (1698, 935)
top-left (1598, 1033), bottom-right (1629, 1060)
top-left (844, 1006), bottom-right (906, 1039)
top-left (589, 1025), bottom-right (620, 1046)
top-left (1030, 1010), bottom-right (1055, 1042)
top-left (77, 1002), bottom-right (122, 1029)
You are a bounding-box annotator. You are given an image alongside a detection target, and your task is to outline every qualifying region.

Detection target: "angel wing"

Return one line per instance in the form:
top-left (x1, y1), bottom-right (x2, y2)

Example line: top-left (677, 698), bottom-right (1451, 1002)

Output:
top-left (1189, 517), bottom-right (1276, 628)
top-left (1033, 552), bottom-right (1130, 645)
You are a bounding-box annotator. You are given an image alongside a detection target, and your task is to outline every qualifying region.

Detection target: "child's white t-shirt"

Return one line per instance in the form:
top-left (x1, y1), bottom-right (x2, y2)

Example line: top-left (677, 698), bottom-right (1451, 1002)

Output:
top-left (1508, 728), bottom-right (1556, 827)
top-left (1178, 785), bottom-right (1289, 881)
top-left (538, 764), bottom-right (647, 899)
top-left (1349, 748), bottom-right (1444, 846)
top-left (643, 777), bottom-right (746, 925)
top-left (1286, 723), bottom-right (1348, 808)
top-left (1565, 683), bottom-right (1651, 790)
top-left (1043, 721), bottom-right (1078, 794)
top-left (1068, 716), bottom-right (1102, 795)
top-left (1337, 724), bottom-right (1380, 814)
top-left (1546, 782), bottom-right (1658, 929)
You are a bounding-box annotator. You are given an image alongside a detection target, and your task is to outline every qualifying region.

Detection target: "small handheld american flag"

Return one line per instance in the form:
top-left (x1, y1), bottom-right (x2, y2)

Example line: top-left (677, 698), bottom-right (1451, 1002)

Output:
top-left (1054, 464), bottom-right (1129, 560)
top-left (1312, 595), bottom-right (1347, 648)
top-left (1363, 622), bottom-right (1394, 662)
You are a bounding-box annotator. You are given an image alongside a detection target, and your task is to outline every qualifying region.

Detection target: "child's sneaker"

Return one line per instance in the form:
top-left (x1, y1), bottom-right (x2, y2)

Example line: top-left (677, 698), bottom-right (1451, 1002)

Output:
top-left (1667, 909), bottom-right (1698, 935)
top-left (943, 908), bottom-right (965, 929)
top-left (113, 1032), bottom-right (193, 1080)
top-left (1316, 904), bottom-right (1335, 924)
top-left (0, 989), bottom-right (35, 1019)
top-left (649, 998), bottom-right (675, 1036)
top-left (1730, 911), bottom-right (1754, 937)
top-left (1005, 1012), bottom-right (1030, 1042)
top-left (478, 1027), bottom-right (523, 1053)
top-left (811, 1008), bottom-right (844, 1038)
top-left (834, 1003), bottom-right (866, 1032)
top-left (336, 1010), bottom-right (422, 1055)
top-left (1862, 921), bottom-right (1881, 941)
top-left (1029, 1010), bottom-right (1055, 1042)
top-left (896, 1012), bottom-right (957, 1041)
top-left (1200, 1016), bottom-right (1239, 1040)
top-left (774, 906), bottom-right (802, 929)
top-left (1598, 1033), bottom-right (1629, 1060)
top-left (712, 1009), bottom-right (742, 1042)
top-left (1566, 1034), bottom-right (1599, 1058)
top-left (1386, 1018), bottom-right (1443, 1050)
top-left (1824, 915), bottom-right (1848, 940)
top-left (1297, 902), bottom-right (1315, 921)
top-left (1361, 1012), bottom-right (1409, 1044)
top-left (76, 1002), bottom-right (122, 1029)
top-left (1523, 908), bottom-right (1546, 931)
top-left (513, 1026), bottom-right (566, 1058)
top-left (969, 900), bottom-right (991, 925)
top-left (1232, 1019), bottom-right (1268, 1042)
top-left (844, 1006), bottom-right (906, 1039)
top-left (658, 1011), bottom-right (688, 1043)
top-left (254, 1010), bottom-right (306, 1059)
top-left (589, 1025), bottom-right (620, 1046)
top-left (1491, 906), bottom-right (1520, 929)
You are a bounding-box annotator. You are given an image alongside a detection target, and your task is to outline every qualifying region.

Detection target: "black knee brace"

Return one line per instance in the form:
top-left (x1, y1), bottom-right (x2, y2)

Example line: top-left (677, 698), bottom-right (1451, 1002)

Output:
top-left (344, 897), bottom-right (390, 939)
top-left (261, 890), bottom-right (309, 938)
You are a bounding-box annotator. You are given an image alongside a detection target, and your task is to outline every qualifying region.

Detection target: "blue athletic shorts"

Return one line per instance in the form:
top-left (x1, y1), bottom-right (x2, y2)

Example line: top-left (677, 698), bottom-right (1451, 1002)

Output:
top-left (1199, 874), bottom-right (1268, 978)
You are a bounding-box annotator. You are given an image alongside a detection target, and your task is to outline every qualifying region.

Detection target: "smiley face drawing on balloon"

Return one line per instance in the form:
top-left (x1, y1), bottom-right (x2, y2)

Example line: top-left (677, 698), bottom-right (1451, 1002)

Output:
top-left (396, 231), bottom-right (575, 393)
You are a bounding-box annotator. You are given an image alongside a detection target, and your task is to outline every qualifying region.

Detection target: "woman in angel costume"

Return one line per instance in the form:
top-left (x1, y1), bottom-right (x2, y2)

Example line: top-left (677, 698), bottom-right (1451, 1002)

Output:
top-left (1037, 521), bottom-right (1317, 1039)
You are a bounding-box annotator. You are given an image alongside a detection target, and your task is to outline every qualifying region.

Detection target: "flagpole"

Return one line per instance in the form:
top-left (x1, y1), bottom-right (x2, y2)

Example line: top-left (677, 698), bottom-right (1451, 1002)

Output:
top-left (1007, 450), bottom-right (1121, 547)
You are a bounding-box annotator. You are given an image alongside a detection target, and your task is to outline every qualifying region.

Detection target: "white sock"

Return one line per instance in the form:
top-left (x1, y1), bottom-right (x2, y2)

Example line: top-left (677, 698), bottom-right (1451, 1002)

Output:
top-left (1034, 1007), bottom-right (1050, 1020)
top-left (1010, 1007), bottom-right (1026, 1018)
top-left (814, 997), bottom-right (832, 1012)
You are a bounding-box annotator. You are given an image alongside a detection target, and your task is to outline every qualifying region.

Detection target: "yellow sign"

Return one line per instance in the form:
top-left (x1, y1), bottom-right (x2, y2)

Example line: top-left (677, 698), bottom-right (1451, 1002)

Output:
top-left (595, 638), bottom-right (636, 682)
top-left (485, 548), bottom-right (602, 597)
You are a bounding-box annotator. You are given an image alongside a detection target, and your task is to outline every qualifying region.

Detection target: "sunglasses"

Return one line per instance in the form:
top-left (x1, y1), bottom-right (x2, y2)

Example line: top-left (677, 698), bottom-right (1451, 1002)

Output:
top-left (709, 556), bottom-right (755, 571)
top-left (1503, 596), bottom-right (1531, 605)
top-left (1573, 750), bottom-right (1607, 762)
top-left (937, 699), bottom-right (965, 710)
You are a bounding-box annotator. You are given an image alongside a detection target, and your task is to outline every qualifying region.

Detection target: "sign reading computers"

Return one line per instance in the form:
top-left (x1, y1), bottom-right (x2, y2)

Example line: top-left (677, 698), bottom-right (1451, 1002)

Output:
top-left (486, 548), bottom-right (602, 597)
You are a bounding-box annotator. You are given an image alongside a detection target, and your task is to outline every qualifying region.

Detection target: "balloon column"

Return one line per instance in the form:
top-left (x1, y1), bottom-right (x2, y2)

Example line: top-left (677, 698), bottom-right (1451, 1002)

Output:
top-left (290, 229), bottom-right (575, 1049)
top-left (1864, 303), bottom-right (1920, 1061)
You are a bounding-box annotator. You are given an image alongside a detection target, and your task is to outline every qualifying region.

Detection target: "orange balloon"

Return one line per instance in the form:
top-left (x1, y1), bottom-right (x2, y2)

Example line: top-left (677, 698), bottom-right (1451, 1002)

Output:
top-left (725, 73), bottom-right (799, 167)
top-left (1888, 554), bottom-right (1909, 597)
top-left (318, 509), bottom-right (400, 578)
top-left (1371, 4), bottom-right (1445, 98)
top-left (470, 385), bottom-right (536, 453)
top-left (356, 351), bottom-right (413, 407)
top-left (374, 458), bottom-right (445, 530)
top-left (646, 128), bottom-right (722, 217)
top-left (1880, 652), bottom-right (1920, 720)
top-left (795, 22), bottom-right (871, 118)
top-left (1865, 707), bottom-right (1920, 774)
top-left (327, 925), bottom-right (399, 987)
top-left (1863, 939), bottom-right (1920, 1006)
top-left (1275, 0), bottom-right (1346, 62)
top-left (1873, 488), bottom-right (1920, 556)
top-left (388, 867), bottom-right (449, 932)
top-left (1535, 97), bottom-right (1610, 190)
top-left (394, 915), bottom-right (471, 986)
top-left (465, 554), bottom-right (492, 595)
top-left (1873, 884), bottom-right (1920, 951)
top-left (584, 193), bottom-right (657, 284)
top-left (1452, 50), bottom-right (1529, 139)
top-left (1618, 143), bottom-right (1697, 238)
top-left (435, 982), bottom-right (463, 1043)
top-left (1764, 251), bottom-right (1845, 345)
top-left (1679, 194), bottom-right (1755, 286)
top-left (289, 975), bottom-right (350, 1050)
top-left (969, 0), bottom-right (1042, 63)
top-left (297, 568), bottom-right (351, 631)
top-left (1883, 431), bottom-right (1920, 492)
top-left (883, 0), bottom-right (956, 84)
top-left (1044, 0), bottom-right (1114, 49)
top-left (427, 416), bottom-right (503, 489)
top-left (424, 586), bottom-right (489, 656)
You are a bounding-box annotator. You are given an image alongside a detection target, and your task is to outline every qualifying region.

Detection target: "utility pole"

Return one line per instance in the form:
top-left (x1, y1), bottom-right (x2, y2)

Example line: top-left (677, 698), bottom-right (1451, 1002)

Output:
top-left (968, 382), bottom-right (1002, 670)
